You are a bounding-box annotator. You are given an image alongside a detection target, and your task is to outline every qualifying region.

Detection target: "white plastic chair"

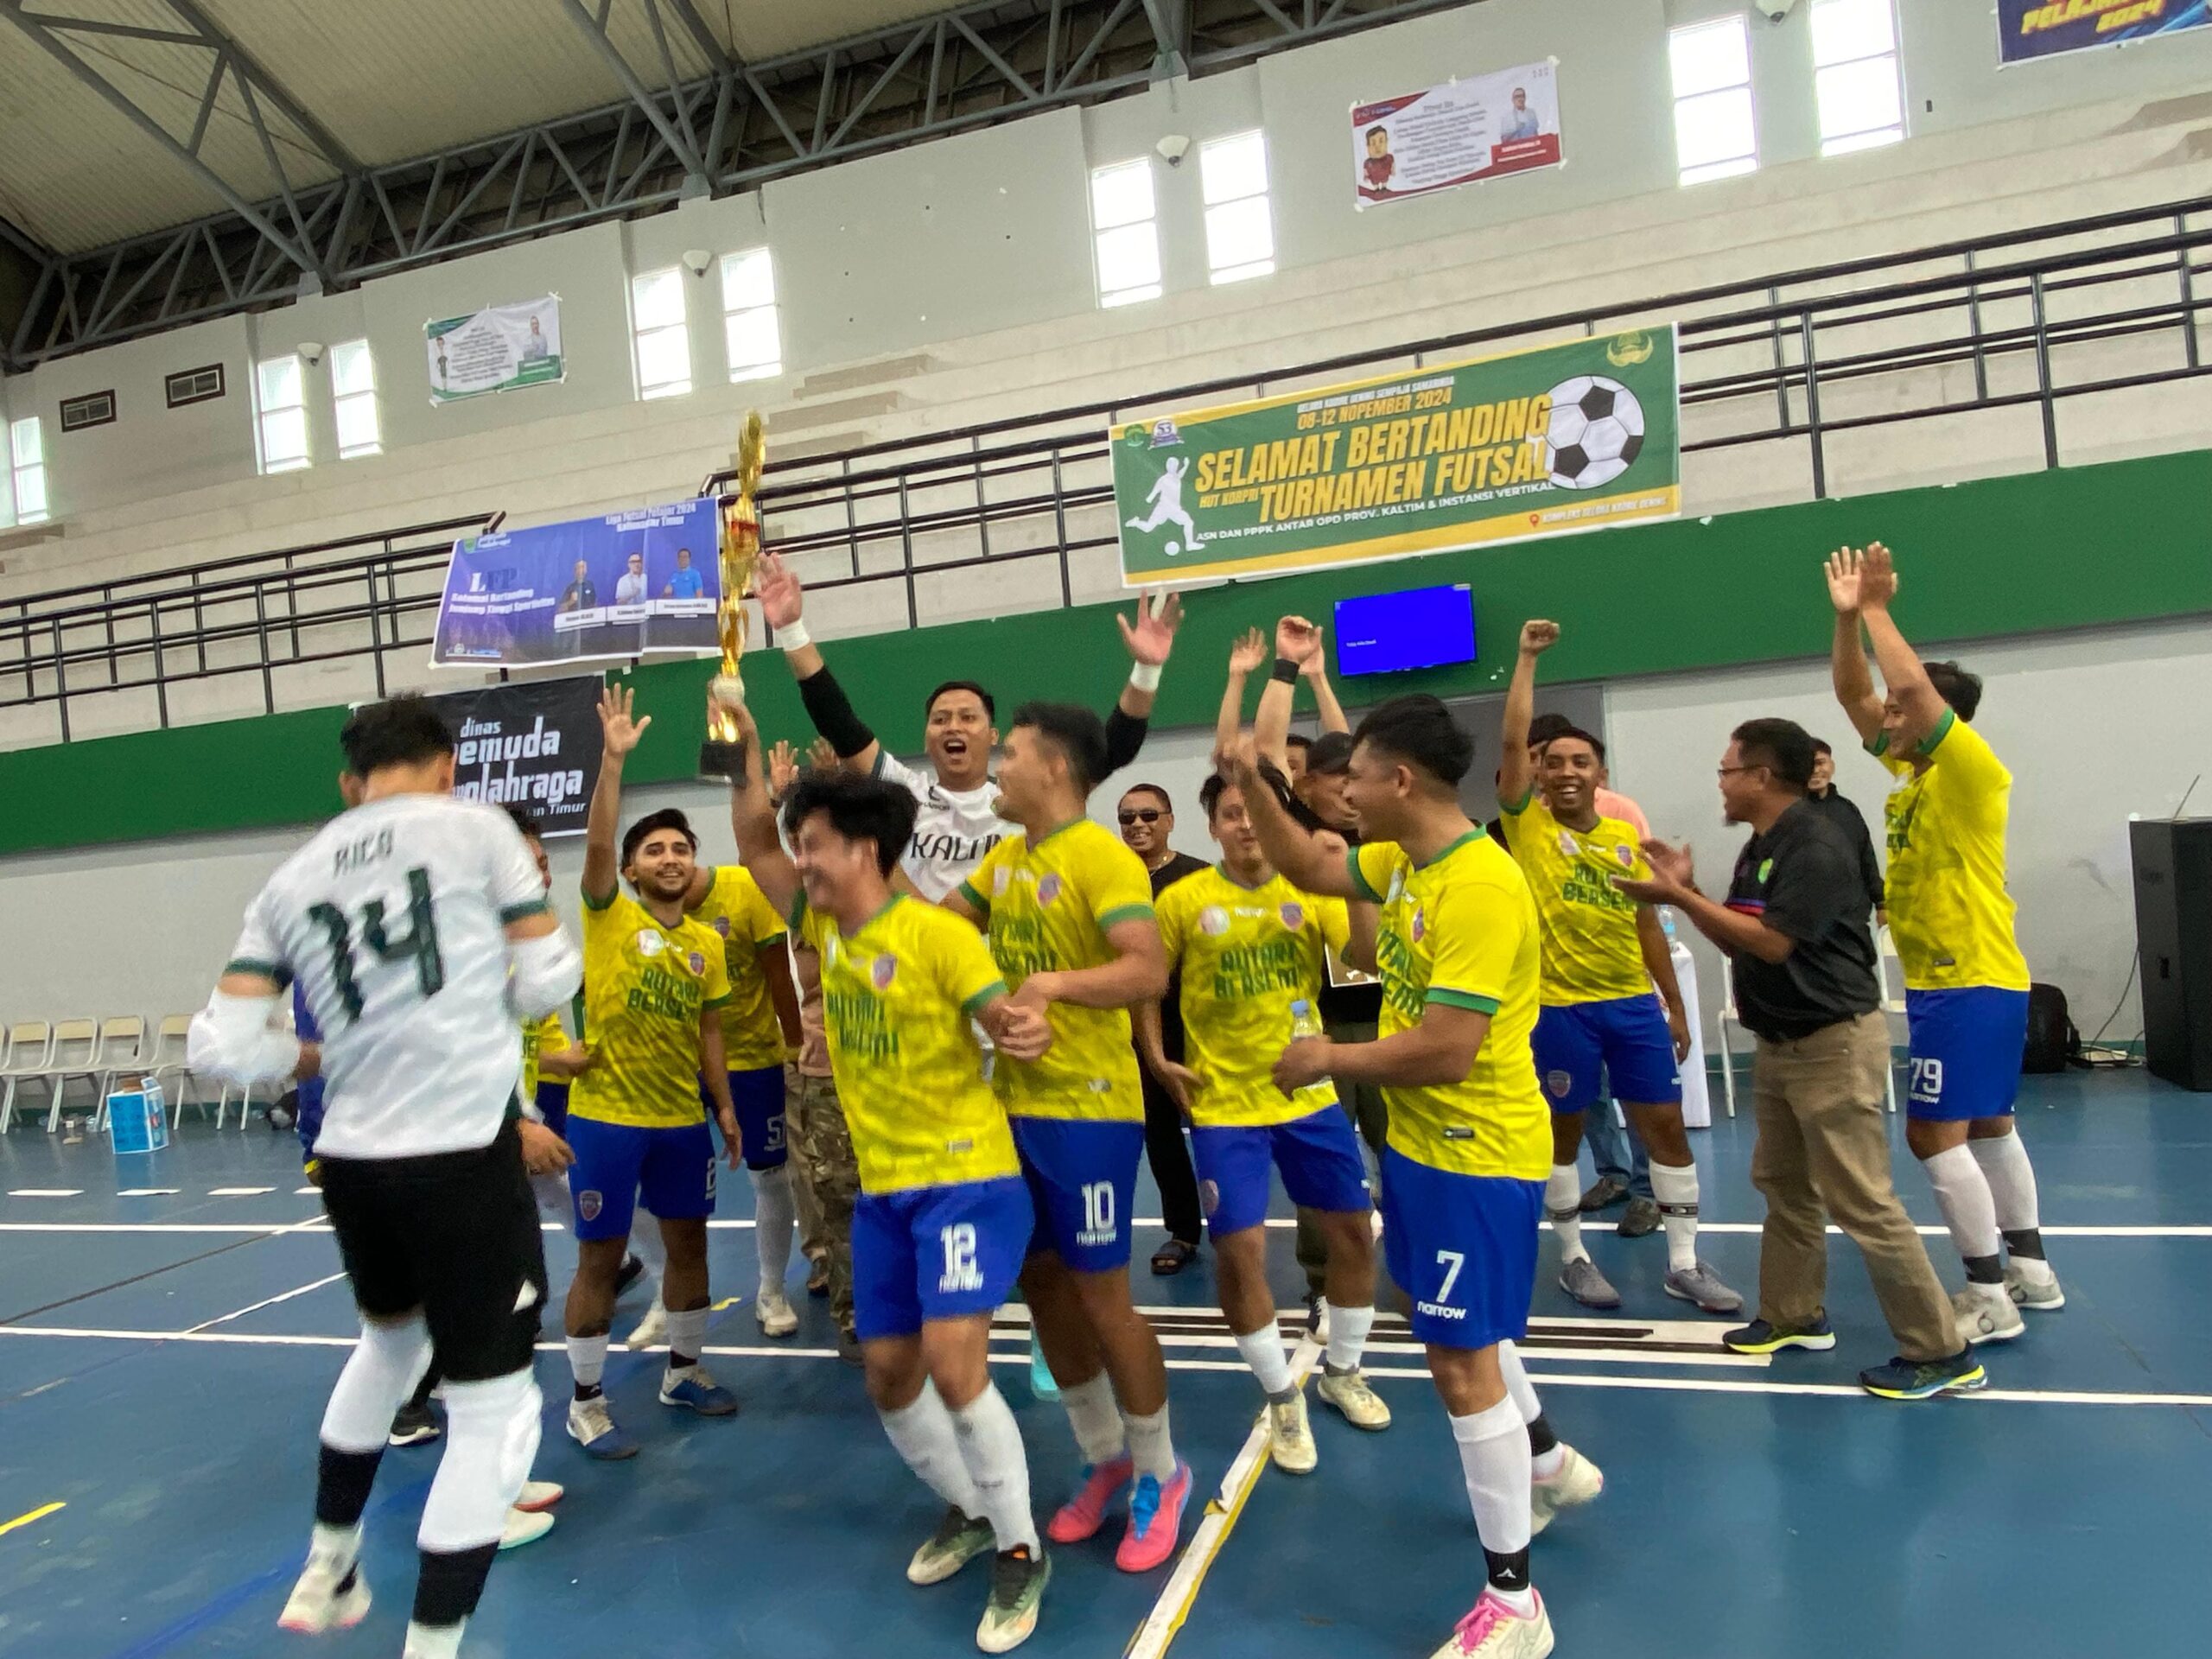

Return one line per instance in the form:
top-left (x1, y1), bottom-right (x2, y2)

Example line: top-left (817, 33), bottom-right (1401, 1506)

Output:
top-left (142, 1014), bottom-right (206, 1125)
top-left (1715, 958), bottom-right (1751, 1118)
top-left (41, 1018), bottom-right (102, 1131)
top-left (0, 1021), bottom-right (54, 1131)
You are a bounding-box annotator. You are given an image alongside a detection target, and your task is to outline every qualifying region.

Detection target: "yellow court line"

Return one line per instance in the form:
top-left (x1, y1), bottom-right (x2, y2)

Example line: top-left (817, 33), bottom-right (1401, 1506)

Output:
top-left (0, 1502), bottom-right (65, 1539)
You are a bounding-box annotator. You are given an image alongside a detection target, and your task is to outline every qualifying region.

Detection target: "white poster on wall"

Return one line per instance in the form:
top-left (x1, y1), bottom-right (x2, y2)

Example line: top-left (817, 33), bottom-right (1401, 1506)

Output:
top-left (425, 296), bottom-right (564, 404)
top-left (1351, 59), bottom-right (1563, 209)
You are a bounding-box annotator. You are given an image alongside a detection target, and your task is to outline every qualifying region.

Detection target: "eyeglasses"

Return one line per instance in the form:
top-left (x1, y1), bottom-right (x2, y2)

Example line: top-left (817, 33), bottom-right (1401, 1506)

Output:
top-left (1117, 809), bottom-right (1163, 825)
top-left (1716, 764), bottom-right (1764, 779)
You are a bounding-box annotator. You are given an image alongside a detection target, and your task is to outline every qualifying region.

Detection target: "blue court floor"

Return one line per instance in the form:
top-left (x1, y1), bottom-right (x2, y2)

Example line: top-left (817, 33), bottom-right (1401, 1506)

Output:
top-left (1, 1068), bottom-right (2207, 1659)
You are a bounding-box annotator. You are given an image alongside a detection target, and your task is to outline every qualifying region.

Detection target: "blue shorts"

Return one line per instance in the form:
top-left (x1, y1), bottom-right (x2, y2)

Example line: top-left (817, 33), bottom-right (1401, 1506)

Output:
top-left (1192, 1108), bottom-right (1371, 1240)
top-left (1380, 1146), bottom-right (1543, 1351)
top-left (534, 1081), bottom-right (569, 1138)
top-left (566, 1116), bottom-right (717, 1241)
top-left (1011, 1116), bottom-right (1144, 1274)
top-left (1904, 987), bottom-right (2029, 1122)
top-left (700, 1065), bottom-right (788, 1170)
top-left (852, 1178), bottom-right (1033, 1342)
top-left (1534, 995), bottom-right (1681, 1112)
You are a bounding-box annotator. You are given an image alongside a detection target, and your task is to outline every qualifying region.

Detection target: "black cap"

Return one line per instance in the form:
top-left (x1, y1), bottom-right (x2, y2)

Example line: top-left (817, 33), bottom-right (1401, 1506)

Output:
top-left (1306, 733), bottom-right (1354, 775)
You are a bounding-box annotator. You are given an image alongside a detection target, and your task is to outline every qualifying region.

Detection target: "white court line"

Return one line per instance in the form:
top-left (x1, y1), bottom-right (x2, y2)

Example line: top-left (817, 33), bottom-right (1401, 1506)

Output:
top-left (0, 1223), bottom-right (328, 1235)
top-left (206, 1186), bottom-right (276, 1196)
top-left (7, 1189), bottom-right (84, 1198)
top-left (184, 1273), bottom-right (348, 1334)
top-left (117, 1188), bottom-right (181, 1197)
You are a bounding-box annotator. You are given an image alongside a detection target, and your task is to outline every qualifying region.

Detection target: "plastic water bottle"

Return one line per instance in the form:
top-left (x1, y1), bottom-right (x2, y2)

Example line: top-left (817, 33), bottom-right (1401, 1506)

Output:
top-left (1660, 906), bottom-right (1678, 940)
top-left (1290, 997), bottom-right (1324, 1042)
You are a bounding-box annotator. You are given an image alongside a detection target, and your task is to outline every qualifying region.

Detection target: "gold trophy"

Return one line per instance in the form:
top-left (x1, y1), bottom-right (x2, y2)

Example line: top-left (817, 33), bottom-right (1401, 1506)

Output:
top-left (699, 410), bottom-right (766, 780)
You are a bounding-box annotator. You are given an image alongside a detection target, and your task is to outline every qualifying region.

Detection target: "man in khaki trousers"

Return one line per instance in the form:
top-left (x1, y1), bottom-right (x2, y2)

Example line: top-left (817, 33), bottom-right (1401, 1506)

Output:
top-left (1615, 716), bottom-right (1983, 1402)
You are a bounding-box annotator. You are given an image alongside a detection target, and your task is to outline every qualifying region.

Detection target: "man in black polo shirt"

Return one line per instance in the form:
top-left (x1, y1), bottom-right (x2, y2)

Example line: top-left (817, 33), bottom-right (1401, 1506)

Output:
top-left (1614, 717), bottom-right (1978, 1402)
top-left (1807, 738), bottom-right (1885, 923)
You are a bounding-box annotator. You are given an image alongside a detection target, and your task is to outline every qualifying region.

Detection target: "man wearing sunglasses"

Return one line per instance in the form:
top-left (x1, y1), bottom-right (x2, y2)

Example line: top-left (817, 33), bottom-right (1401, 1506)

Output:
top-left (1117, 785), bottom-right (1209, 1275)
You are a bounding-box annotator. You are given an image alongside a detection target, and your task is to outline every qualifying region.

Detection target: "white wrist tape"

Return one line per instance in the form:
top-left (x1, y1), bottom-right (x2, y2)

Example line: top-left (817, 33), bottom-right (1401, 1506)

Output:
top-left (1128, 661), bottom-right (1162, 693)
top-left (775, 620), bottom-right (812, 651)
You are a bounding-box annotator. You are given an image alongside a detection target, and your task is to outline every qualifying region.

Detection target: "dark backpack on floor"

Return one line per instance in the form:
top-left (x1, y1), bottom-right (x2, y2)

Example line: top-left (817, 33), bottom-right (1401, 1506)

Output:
top-left (2021, 982), bottom-right (2079, 1073)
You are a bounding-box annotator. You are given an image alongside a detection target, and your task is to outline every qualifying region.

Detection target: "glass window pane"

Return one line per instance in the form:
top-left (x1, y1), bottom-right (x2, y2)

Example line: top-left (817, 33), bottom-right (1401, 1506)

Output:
top-left (721, 249), bottom-right (774, 311)
top-left (725, 308), bottom-right (781, 374)
top-left (1200, 131), bottom-right (1268, 206)
top-left (335, 393), bottom-right (381, 454)
top-left (333, 339), bottom-right (376, 396)
top-left (263, 405), bottom-right (308, 464)
top-left (1818, 56), bottom-right (1902, 141)
top-left (16, 462), bottom-right (47, 518)
top-left (257, 355), bottom-right (302, 409)
top-left (1812, 0), bottom-right (1895, 67)
top-left (1090, 160), bottom-right (1154, 231)
top-left (1205, 196), bottom-right (1274, 273)
top-left (1675, 86), bottom-right (1757, 171)
top-left (1669, 17), bottom-right (1750, 99)
top-left (636, 324), bottom-right (690, 390)
top-left (10, 416), bottom-right (41, 465)
top-left (632, 267), bottom-right (685, 331)
top-left (1096, 223), bottom-right (1162, 294)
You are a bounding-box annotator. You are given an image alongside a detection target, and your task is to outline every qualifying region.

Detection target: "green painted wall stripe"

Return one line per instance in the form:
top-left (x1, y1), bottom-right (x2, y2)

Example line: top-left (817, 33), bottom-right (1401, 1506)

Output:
top-left (3, 449), bottom-right (2204, 858)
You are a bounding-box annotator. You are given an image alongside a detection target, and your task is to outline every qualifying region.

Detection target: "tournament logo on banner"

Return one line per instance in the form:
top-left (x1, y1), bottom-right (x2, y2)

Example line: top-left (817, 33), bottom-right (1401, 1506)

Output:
top-left (1351, 59), bottom-right (1563, 207)
top-left (1113, 327), bottom-right (1679, 588)
top-left (426, 296), bottom-right (565, 403)
top-left (422, 676), bottom-right (604, 837)
top-left (1998, 0), bottom-right (2210, 63)
top-left (432, 497), bottom-right (723, 668)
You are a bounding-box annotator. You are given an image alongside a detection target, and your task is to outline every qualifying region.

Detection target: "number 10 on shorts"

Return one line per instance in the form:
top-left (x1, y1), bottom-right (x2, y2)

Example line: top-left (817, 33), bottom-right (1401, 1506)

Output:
top-left (940, 1223), bottom-right (982, 1294)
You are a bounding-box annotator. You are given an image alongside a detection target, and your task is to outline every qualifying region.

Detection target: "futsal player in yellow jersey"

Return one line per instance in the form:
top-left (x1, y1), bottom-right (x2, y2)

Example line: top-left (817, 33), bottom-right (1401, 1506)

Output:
top-left (684, 861), bottom-right (805, 1337)
top-left (1499, 621), bottom-right (1741, 1319)
top-left (1231, 695), bottom-right (1601, 1659)
top-left (721, 691), bottom-right (1056, 1652)
top-left (1139, 771), bottom-right (1391, 1478)
top-left (942, 703), bottom-right (1191, 1575)
top-left (1827, 543), bottom-right (2058, 1346)
top-left (562, 686), bottom-right (744, 1460)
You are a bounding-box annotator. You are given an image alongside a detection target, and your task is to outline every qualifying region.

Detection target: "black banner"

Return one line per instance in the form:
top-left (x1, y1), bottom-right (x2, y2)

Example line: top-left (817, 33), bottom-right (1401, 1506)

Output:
top-left (424, 675), bottom-right (602, 837)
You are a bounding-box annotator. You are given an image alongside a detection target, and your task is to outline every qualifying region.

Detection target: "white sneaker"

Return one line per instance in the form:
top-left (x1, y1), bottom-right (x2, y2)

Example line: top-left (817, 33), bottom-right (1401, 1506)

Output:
top-left (1314, 1366), bottom-right (1392, 1430)
top-left (1428, 1588), bottom-right (1554, 1658)
top-left (277, 1551), bottom-right (371, 1634)
top-left (2005, 1262), bottom-right (2065, 1311)
top-left (1264, 1389), bottom-right (1317, 1475)
top-left (626, 1300), bottom-right (668, 1350)
top-left (1529, 1443), bottom-right (1603, 1536)
top-left (755, 1290), bottom-right (799, 1338)
top-left (498, 1507), bottom-right (555, 1550)
top-left (513, 1478), bottom-right (563, 1512)
top-left (1952, 1285), bottom-right (2025, 1345)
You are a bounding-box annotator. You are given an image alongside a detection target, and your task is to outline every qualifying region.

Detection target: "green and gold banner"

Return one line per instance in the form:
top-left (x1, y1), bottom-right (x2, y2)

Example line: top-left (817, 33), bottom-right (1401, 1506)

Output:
top-left (1113, 327), bottom-right (1679, 587)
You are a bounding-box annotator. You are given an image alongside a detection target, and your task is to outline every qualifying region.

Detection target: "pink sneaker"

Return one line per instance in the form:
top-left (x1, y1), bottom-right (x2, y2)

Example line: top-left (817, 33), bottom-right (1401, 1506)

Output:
top-left (1428, 1588), bottom-right (1553, 1659)
top-left (1046, 1454), bottom-right (1132, 1544)
top-left (1113, 1460), bottom-right (1192, 1573)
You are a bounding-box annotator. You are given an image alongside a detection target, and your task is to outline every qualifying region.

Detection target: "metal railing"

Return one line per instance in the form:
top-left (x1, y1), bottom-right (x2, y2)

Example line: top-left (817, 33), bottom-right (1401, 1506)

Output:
top-left (5, 193), bottom-right (2210, 742)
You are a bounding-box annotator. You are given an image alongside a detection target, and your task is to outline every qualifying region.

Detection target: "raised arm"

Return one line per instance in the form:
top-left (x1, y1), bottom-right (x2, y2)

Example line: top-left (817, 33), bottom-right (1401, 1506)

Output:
top-left (584, 683), bottom-right (650, 906)
top-left (1851, 543), bottom-right (1949, 753)
top-left (1824, 547), bottom-right (1886, 749)
top-left (1214, 627), bottom-right (1267, 758)
top-left (1302, 639), bottom-right (1350, 736)
top-left (1112, 590), bottom-right (1181, 726)
top-left (1219, 734), bottom-right (1358, 897)
top-left (1254, 614), bottom-right (1322, 770)
top-left (1500, 619), bottom-right (1557, 808)
top-left (720, 693), bottom-right (802, 924)
top-left (753, 552), bottom-right (883, 777)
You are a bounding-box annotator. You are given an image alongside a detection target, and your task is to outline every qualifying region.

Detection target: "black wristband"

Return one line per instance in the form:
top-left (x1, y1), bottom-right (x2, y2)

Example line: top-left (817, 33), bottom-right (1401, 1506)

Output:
top-left (1269, 658), bottom-right (1300, 685)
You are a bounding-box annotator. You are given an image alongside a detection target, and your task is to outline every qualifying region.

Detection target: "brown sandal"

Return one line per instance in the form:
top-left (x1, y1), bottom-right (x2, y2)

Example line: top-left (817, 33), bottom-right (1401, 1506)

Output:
top-left (1150, 1238), bottom-right (1199, 1275)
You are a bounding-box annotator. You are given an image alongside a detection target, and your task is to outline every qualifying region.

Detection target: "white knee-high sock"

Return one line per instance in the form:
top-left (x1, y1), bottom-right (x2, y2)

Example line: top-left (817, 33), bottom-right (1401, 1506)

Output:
top-left (1648, 1160), bottom-right (1701, 1274)
top-left (950, 1384), bottom-right (1040, 1554)
top-left (1123, 1403), bottom-right (1177, 1482)
top-left (1325, 1303), bottom-right (1375, 1373)
top-left (1234, 1326), bottom-right (1295, 1399)
top-left (322, 1318), bottom-right (434, 1453)
top-left (750, 1165), bottom-right (798, 1300)
top-left (880, 1380), bottom-right (983, 1517)
top-left (1058, 1371), bottom-right (1128, 1465)
top-left (1449, 1395), bottom-right (1535, 1614)
top-left (1922, 1144), bottom-right (2002, 1282)
top-left (1545, 1166), bottom-right (1586, 1263)
top-left (1497, 1339), bottom-right (1562, 1478)
top-left (418, 1370), bottom-right (540, 1555)
top-left (1968, 1133), bottom-right (2043, 1233)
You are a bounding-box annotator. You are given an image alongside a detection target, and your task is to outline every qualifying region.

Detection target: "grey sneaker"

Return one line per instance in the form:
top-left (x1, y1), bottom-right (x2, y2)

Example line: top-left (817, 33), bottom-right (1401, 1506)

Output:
top-left (1662, 1262), bottom-right (1745, 1315)
top-left (907, 1505), bottom-right (995, 1586)
top-left (1951, 1286), bottom-right (2024, 1346)
top-left (2005, 1262), bottom-right (2065, 1311)
top-left (1618, 1197), bottom-right (1662, 1237)
top-left (1577, 1174), bottom-right (1629, 1213)
top-left (1559, 1255), bottom-right (1621, 1309)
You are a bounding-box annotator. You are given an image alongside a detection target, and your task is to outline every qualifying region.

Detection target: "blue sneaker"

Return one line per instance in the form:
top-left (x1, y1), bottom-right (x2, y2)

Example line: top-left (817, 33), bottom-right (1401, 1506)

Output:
top-left (1029, 1329), bottom-right (1059, 1402)
top-left (1859, 1351), bottom-right (1986, 1401)
top-left (566, 1395), bottom-right (638, 1459)
top-left (1722, 1315), bottom-right (1837, 1355)
top-left (659, 1363), bottom-right (739, 1416)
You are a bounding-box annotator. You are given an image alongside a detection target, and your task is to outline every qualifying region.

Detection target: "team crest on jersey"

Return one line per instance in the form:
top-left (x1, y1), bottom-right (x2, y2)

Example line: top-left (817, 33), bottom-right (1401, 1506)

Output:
top-left (711, 916), bottom-right (732, 938)
top-left (1614, 845), bottom-right (1636, 868)
top-left (1037, 874), bottom-right (1063, 906)
top-left (1411, 905), bottom-right (1427, 943)
top-left (686, 951), bottom-right (707, 976)
top-left (577, 1190), bottom-right (603, 1222)
top-left (1758, 858), bottom-right (1774, 883)
top-left (872, 955), bottom-right (898, 990)
top-left (1546, 1070), bottom-right (1573, 1098)
top-left (1557, 829), bottom-right (1580, 858)
top-left (636, 930), bottom-right (665, 957)
top-left (1279, 900), bottom-right (1305, 931)
top-left (1198, 1179), bottom-right (1220, 1217)
top-left (1198, 905), bottom-right (1230, 937)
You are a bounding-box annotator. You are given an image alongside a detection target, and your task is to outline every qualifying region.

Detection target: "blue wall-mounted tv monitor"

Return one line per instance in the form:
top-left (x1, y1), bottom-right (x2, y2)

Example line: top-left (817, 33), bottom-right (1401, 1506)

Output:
top-left (1332, 584), bottom-right (1476, 677)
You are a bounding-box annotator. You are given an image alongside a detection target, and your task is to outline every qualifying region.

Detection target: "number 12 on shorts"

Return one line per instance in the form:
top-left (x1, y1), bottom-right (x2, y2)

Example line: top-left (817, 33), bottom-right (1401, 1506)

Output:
top-left (940, 1223), bottom-right (982, 1294)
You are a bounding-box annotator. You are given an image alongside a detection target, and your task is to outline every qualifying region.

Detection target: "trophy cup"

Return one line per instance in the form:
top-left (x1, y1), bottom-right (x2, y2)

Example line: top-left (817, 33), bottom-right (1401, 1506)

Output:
top-left (699, 410), bottom-right (766, 781)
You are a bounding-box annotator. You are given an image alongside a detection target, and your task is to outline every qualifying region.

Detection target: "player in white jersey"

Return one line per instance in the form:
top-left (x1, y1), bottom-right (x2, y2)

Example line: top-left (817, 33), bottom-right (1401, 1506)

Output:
top-left (188, 695), bottom-right (582, 1659)
top-left (751, 552), bottom-right (1181, 900)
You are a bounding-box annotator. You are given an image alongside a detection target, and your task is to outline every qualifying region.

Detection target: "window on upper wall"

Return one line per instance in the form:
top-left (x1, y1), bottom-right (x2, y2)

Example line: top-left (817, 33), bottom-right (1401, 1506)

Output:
top-left (1811, 0), bottom-right (1904, 156)
top-left (331, 339), bottom-right (382, 459)
top-left (631, 266), bottom-right (690, 400)
top-left (1200, 130), bottom-right (1274, 285)
top-left (254, 354), bottom-right (310, 473)
top-left (1090, 158), bottom-right (1162, 308)
top-left (1669, 16), bottom-right (1758, 186)
top-left (721, 249), bottom-right (783, 383)
top-left (4, 416), bottom-right (48, 524)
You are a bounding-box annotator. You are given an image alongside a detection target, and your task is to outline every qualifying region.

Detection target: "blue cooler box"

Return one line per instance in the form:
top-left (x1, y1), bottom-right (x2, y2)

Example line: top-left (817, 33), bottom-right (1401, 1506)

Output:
top-left (108, 1079), bottom-right (169, 1154)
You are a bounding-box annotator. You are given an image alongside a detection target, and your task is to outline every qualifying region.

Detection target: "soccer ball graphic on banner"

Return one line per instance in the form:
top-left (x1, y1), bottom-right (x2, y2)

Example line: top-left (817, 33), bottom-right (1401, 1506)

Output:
top-left (1543, 375), bottom-right (1645, 491)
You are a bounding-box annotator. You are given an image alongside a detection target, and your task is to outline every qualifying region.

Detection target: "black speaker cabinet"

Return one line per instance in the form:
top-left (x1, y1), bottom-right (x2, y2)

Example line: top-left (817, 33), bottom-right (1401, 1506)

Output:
top-left (2130, 817), bottom-right (2212, 1092)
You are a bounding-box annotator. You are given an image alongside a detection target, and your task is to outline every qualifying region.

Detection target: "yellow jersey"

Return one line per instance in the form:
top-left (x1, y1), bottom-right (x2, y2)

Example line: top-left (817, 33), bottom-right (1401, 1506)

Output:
top-left (1349, 831), bottom-right (1550, 1181)
top-left (795, 893), bottom-right (1020, 1194)
top-left (690, 865), bottom-right (791, 1071)
top-left (568, 889), bottom-right (732, 1128)
top-left (1872, 710), bottom-right (2031, 992)
top-left (519, 1010), bottom-right (568, 1103)
top-left (959, 819), bottom-right (1154, 1122)
top-left (1156, 865), bottom-right (1347, 1128)
top-left (1498, 792), bottom-right (1655, 1006)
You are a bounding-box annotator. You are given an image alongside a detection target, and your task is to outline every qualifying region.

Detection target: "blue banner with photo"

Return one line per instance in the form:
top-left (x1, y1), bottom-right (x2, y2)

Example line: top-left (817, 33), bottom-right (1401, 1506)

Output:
top-left (1998, 1), bottom-right (2209, 63)
top-left (431, 497), bottom-right (724, 667)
